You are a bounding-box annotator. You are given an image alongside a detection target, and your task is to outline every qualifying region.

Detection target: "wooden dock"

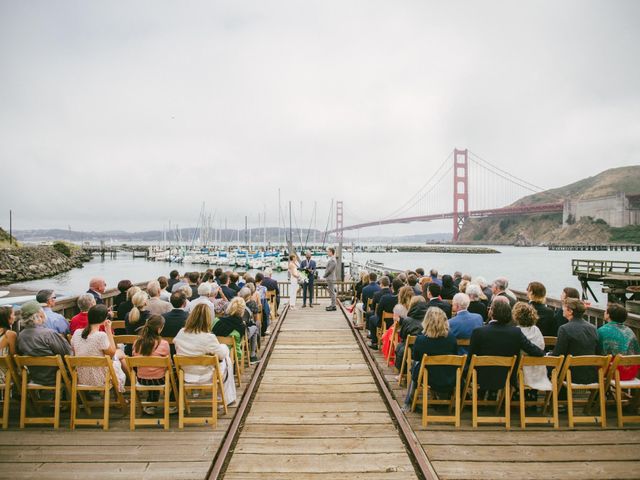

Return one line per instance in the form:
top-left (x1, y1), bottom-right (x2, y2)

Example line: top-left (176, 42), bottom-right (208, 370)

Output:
top-left (1, 298), bottom-right (640, 479)
top-left (222, 302), bottom-right (421, 479)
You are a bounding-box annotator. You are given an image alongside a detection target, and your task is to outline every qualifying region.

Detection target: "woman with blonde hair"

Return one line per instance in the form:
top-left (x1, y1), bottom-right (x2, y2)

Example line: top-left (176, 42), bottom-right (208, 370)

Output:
top-left (173, 303), bottom-right (237, 405)
top-left (403, 307), bottom-right (458, 409)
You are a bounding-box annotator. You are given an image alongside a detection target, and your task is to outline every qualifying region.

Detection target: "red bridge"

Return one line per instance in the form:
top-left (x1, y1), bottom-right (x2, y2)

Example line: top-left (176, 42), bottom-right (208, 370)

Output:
top-left (329, 149), bottom-right (564, 241)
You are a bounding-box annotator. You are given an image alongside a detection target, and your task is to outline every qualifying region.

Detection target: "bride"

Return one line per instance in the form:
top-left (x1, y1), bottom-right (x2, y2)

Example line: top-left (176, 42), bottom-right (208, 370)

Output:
top-left (287, 254), bottom-right (300, 309)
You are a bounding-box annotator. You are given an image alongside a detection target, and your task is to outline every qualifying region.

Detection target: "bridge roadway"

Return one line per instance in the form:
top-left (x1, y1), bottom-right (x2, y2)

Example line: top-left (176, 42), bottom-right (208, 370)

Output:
top-left (220, 301), bottom-right (423, 479)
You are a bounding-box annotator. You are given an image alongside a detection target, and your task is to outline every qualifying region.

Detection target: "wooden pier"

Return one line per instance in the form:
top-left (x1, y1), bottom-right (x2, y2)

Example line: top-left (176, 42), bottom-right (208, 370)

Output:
top-left (549, 244), bottom-right (640, 251)
top-left (1, 290), bottom-right (640, 480)
top-left (572, 259), bottom-right (640, 304)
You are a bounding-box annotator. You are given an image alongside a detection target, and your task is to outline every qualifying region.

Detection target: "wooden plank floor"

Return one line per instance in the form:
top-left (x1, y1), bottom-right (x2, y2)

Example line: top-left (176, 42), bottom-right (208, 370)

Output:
top-left (0, 330), bottom-right (269, 480)
top-left (223, 300), bottom-right (418, 479)
top-left (355, 312), bottom-right (640, 480)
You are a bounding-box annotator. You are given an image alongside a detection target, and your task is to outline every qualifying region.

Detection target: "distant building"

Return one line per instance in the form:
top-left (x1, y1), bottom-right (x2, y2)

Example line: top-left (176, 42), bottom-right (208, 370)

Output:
top-left (563, 192), bottom-right (640, 228)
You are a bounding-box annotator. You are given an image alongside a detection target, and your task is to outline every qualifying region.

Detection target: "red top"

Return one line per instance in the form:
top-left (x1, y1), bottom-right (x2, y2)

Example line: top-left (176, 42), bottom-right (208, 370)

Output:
top-left (69, 312), bottom-right (105, 334)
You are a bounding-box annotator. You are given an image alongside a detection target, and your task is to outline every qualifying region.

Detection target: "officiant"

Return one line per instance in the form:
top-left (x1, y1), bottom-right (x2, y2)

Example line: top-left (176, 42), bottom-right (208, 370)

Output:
top-left (300, 251), bottom-right (316, 308)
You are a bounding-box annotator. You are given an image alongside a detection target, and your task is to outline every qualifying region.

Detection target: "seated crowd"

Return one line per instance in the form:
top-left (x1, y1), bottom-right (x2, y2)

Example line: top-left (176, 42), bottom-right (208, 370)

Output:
top-left (0, 267), bottom-right (280, 421)
top-left (352, 267), bottom-right (639, 413)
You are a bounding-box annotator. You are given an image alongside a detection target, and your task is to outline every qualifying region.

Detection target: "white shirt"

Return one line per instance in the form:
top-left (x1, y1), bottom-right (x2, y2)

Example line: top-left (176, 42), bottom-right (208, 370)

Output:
top-left (173, 329), bottom-right (229, 383)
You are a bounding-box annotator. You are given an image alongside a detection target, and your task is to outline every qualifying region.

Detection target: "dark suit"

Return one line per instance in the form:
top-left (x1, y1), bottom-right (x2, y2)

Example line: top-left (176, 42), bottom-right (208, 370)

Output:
top-left (427, 298), bottom-right (452, 319)
top-left (552, 318), bottom-right (600, 384)
top-left (162, 309), bottom-right (188, 355)
top-left (299, 258), bottom-right (316, 306)
top-left (361, 283), bottom-right (381, 313)
top-left (262, 277), bottom-right (280, 308)
top-left (373, 293), bottom-right (398, 329)
top-left (468, 300), bottom-right (488, 323)
top-left (87, 289), bottom-right (104, 305)
top-left (221, 285), bottom-right (236, 300)
top-left (530, 301), bottom-right (556, 337)
top-left (469, 322), bottom-right (544, 390)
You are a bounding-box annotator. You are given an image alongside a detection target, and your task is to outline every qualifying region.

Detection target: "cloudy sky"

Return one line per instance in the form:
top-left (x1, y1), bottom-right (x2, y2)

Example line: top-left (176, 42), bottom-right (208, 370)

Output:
top-left (1, 1), bottom-right (638, 236)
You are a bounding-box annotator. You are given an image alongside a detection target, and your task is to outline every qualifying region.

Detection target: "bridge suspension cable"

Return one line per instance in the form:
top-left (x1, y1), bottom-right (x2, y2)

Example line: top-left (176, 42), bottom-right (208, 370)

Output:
top-left (382, 150), bottom-right (454, 220)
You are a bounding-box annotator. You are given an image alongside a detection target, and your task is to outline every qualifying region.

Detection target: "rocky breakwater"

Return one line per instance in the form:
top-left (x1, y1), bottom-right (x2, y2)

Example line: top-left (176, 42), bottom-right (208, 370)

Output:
top-left (0, 244), bottom-right (92, 284)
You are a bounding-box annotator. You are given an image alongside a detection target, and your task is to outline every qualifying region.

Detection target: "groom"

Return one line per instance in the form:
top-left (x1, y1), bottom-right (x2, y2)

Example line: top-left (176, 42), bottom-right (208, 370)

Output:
top-left (324, 247), bottom-right (337, 311)
top-left (300, 251), bottom-right (316, 308)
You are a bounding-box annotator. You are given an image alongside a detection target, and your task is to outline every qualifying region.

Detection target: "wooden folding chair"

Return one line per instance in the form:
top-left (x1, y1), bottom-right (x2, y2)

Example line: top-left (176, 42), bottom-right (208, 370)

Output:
top-left (518, 355), bottom-right (564, 429)
top-left (607, 354), bottom-right (640, 427)
top-left (543, 336), bottom-right (557, 349)
top-left (241, 334), bottom-right (251, 369)
top-left (127, 356), bottom-right (178, 430)
top-left (461, 355), bottom-right (517, 429)
top-left (266, 291), bottom-right (278, 320)
top-left (217, 336), bottom-right (242, 386)
top-left (0, 355), bottom-right (18, 429)
top-left (457, 338), bottom-right (470, 349)
top-left (398, 336), bottom-right (416, 388)
top-left (111, 320), bottom-right (126, 330)
top-left (377, 311), bottom-right (394, 345)
top-left (366, 298), bottom-right (373, 313)
top-left (385, 320), bottom-right (400, 366)
top-left (411, 354), bottom-right (467, 427)
top-left (65, 355), bottom-right (127, 430)
top-left (14, 355), bottom-right (71, 429)
top-left (114, 335), bottom-right (138, 346)
top-left (559, 354), bottom-right (611, 428)
top-left (173, 355), bottom-right (227, 428)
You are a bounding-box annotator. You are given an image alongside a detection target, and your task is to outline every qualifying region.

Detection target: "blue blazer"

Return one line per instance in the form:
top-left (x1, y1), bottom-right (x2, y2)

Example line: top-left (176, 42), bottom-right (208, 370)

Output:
top-left (448, 310), bottom-right (484, 354)
top-left (300, 259), bottom-right (316, 281)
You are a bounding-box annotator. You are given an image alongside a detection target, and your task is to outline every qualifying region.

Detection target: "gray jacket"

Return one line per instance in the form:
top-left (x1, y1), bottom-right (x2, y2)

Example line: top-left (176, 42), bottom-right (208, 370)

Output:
top-left (17, 325), bottom-right (72, 386)
top-left (324, 256), bottom-right (337, 281)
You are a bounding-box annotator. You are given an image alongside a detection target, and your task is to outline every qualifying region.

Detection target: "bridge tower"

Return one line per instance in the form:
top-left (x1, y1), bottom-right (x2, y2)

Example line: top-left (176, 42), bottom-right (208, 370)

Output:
top-left (335, 200), bottom-right (344, 280)
top-left (452, 149), bottom-right (469, 242)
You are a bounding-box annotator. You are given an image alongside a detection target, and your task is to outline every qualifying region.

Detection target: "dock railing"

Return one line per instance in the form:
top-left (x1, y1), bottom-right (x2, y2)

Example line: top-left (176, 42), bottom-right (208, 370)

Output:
top-left (572, 259), bottom-right (640, 279)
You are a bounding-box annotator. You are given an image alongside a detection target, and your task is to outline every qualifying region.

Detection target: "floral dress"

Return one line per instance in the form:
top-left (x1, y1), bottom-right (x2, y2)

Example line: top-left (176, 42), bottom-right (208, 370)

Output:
top-left (71, 330), bottom-right (126, 392)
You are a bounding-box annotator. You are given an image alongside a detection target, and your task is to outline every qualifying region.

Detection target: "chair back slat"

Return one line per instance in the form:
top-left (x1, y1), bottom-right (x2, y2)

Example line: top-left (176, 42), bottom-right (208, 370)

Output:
top-left (456, 339), bottom-right (470, 347)
top-left (65, 355), bottom-right (111, 368)
top-left (114, 335), bottom-right (138, 345)
top-left (173, 355), bottom-right (219, 368)
top-left (543, 336), bottom-right (557, 347)
top-left (520, 355), bottom-right (564, 368)
top-left (111, 320), bottom-right (125, 330)
top-left (14, 355), bottom-right (62, 368)
top-left (424, 354), bottom-right (467, 367)
top-left (612, 354), bottom-right (640, 367)
top-left (566, 355), bottom-right (611, 368)
top-left (472, 355), bottom-right (517, 368)
top-left (126, 356), bottom-right (172, 369)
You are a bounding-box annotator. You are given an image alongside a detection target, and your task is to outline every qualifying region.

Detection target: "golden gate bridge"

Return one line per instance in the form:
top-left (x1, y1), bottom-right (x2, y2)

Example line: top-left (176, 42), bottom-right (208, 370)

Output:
top-left (328, 149), bottom-right (564, 242)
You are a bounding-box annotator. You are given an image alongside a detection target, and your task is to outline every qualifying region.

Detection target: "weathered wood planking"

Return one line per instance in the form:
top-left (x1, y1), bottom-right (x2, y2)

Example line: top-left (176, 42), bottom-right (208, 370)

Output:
top-left (358, 320), bottom-right (640, 480)
top-left (223, 302), bottom-right (419, 477)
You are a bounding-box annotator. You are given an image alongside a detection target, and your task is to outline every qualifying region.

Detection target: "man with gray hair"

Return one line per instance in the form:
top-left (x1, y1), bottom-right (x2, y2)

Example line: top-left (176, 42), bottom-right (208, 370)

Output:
top-left (16, 301), bottom-right (72, 386)
top-left (492, 277), bottom-right (516, 307)
top-left (185, 282), bottom-right (217, 317)
top-left (87, 277), bottom-right (107, 304)
top-left (448, 292), bottom-right (483, 354)
top-left (146, 280), bottom-right (172, 315)
top-left (36, 289), bottom-right (69, 334)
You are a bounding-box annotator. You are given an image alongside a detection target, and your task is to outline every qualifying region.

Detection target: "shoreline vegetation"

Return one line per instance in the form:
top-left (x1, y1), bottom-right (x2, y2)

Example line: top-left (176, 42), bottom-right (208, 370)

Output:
top-left (0, 240), bottom-right (92, 287)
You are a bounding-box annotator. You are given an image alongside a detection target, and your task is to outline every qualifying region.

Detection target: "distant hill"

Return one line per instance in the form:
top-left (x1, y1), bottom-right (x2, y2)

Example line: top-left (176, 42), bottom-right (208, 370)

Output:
top-left (513, 165), bottom-right (640, 206)
top-left (459, 165), bottom-right (640, 245)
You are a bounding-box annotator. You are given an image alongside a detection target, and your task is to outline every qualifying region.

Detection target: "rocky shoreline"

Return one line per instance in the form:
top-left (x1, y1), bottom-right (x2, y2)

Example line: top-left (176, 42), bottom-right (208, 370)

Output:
top-left (0, 246), bottom-right (92, 285)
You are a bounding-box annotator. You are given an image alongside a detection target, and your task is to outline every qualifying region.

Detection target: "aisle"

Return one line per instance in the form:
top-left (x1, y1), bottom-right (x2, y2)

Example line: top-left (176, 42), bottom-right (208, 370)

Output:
top-left (224, 300), bottom-right (418, 479)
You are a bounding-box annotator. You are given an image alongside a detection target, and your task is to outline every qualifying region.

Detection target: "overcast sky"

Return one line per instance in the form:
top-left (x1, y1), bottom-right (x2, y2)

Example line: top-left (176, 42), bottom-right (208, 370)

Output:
top-left (1, 1), bottom-right (639, 236)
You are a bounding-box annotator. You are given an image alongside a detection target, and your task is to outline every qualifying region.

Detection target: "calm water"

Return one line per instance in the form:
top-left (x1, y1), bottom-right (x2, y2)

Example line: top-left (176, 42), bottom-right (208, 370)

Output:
top-left (6, 246), bottom-right (640, 307)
